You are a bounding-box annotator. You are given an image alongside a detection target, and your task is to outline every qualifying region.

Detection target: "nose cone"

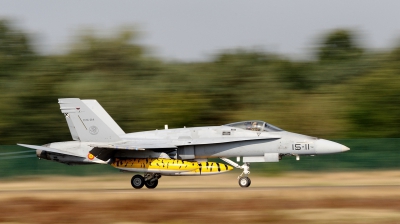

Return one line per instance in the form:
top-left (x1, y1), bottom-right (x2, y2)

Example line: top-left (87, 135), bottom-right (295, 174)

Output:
top-left (315, 139), bottom-right (350, 154)
top-left (342, 146), bottom-right (350, 152)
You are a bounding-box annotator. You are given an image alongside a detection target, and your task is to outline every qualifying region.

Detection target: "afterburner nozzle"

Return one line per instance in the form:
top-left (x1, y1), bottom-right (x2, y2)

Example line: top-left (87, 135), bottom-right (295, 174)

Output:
top-left (36, 149), bottom-right (50, 160)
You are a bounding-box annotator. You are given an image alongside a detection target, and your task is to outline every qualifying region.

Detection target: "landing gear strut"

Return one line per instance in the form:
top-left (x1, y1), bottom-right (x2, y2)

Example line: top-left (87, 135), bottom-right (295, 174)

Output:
top-left (144, 173), bottom-right (161, 189)
top-left (131, 173), bottom-right (161, 189)
top-left (220, 158), bottom-right (252, 188)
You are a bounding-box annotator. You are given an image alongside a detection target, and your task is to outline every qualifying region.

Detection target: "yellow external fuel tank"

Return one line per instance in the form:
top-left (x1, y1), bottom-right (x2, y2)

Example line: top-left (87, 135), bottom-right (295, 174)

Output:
top-left (111, 158), bottom-right (233, 175)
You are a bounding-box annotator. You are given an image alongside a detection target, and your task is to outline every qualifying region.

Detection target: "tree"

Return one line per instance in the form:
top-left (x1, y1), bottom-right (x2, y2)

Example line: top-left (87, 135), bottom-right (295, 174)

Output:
top-left (0, 19), bottom-right (35, 77)
top-left (317, 29), bottom-right (363, 62)
top-left (66, 28), bottom-right (147, 74)
top-left (347, 69), bottom-right (400, 138)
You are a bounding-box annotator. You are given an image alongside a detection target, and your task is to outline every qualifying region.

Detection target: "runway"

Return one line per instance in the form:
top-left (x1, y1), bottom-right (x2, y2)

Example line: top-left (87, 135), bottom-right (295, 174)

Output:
top-left (1, 185), bottom-right (400, 224)
top-left (2, 184), bottom-right (400, 193)
top-left (2, 184), bottom-right (400, 203)
top-left (1, 172), bottom-right (400, 223)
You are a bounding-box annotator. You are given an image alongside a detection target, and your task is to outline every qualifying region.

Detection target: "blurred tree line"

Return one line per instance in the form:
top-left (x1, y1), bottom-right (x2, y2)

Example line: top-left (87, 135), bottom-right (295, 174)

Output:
top-left (0, 19), bottom-right (400, 144)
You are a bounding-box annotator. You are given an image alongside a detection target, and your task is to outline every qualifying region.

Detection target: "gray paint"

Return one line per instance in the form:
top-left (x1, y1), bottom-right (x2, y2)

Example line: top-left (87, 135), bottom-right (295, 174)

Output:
top-left (19, 99), bottom-right (350, 169)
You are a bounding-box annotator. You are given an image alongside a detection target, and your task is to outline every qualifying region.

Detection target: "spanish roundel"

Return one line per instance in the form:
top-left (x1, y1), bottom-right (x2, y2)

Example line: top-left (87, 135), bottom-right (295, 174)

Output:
top-left (87, 153), bottom-right (95, 160)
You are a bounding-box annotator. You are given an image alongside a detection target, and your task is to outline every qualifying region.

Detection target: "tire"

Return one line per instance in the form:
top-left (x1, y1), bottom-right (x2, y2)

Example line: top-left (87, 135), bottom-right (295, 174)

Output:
top-left (238, 177), bottom-right (251, 188)
top-left (131, 175), bottom-right (145, 189)
top-left (144, 179), bottom-right (158, 189)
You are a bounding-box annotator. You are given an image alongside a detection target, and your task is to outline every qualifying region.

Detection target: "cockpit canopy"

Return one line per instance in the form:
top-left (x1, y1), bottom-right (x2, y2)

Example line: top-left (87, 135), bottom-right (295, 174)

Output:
top-left (224, 120), bottom-right (283, 132)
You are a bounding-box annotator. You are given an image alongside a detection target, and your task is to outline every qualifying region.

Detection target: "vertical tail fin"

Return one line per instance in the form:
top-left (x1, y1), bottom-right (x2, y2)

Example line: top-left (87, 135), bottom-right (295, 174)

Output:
top-left (59, 98), bottom-right (125, 142)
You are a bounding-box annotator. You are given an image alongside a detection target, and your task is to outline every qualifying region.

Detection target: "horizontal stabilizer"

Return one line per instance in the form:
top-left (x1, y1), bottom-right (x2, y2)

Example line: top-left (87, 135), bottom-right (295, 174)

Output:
top-left (17, 144), bottom-right (80, 157)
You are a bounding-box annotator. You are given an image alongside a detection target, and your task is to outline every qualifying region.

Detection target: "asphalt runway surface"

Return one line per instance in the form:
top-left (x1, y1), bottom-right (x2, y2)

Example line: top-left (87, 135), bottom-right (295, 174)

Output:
top-left (2, 173), bottom-right (400, 223)
top-left (2, 184), bottom-right (400, 193)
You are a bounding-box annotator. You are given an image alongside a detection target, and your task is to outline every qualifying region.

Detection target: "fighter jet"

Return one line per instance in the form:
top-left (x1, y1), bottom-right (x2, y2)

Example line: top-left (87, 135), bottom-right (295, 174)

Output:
top-left (18, 98), bottom-right (349, 188)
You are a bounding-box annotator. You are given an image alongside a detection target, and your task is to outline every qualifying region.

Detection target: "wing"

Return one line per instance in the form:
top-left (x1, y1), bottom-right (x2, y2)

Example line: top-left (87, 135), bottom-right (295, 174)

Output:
top-left (89, 141), bottom-right (177, 150)
top-left (89, 135), bottom-right (280, 161)
top-left (90, 134), bottom-right (280, 150)
top-left (176, 135), bottom-right (281, 146)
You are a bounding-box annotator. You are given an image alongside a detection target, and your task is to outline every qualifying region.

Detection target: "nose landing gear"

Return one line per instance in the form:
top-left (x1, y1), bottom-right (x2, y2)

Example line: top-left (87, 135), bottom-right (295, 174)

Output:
top-left (237, 162), bottom-right (251, 187)
top-left (220, 158), bottom-right (252, 188)
top-left (238, 176), bottom-right (251, 187)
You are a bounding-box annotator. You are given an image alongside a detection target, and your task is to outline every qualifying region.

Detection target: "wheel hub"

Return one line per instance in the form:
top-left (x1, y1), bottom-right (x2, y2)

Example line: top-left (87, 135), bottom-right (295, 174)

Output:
top-left (133, 178), bottom-right (142, 186)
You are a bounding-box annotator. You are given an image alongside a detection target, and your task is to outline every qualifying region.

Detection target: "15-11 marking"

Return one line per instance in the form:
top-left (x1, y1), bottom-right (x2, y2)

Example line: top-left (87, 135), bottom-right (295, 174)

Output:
top-left (292, 143), bottom-right (310, 150)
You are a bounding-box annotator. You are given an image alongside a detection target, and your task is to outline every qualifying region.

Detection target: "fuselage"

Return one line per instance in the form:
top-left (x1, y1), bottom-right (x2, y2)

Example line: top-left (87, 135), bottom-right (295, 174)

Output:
top-left (41, 125), bottom-right (348, 165)
top-left (120, 125), bottom-right (348, 157)
top-left (20, 99), bottom-right (350, 188)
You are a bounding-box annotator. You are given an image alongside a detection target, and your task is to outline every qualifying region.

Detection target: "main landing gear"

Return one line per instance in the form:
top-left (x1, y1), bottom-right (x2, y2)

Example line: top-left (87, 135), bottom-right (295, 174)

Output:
top-left (220, 158), bottom-right (251, 188)
top-left (131, 173), bottom-right (161, 189)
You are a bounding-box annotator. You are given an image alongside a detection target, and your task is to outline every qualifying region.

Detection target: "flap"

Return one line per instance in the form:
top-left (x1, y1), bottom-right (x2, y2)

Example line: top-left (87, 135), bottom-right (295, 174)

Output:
top-left (88, 141), bottom-right (177, 161)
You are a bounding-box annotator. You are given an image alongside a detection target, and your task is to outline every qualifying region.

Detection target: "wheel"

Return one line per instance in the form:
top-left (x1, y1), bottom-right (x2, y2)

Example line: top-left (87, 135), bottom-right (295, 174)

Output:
top-left (238, 177), bottom-right (251, 188)
top-left (131, 175), bottom-right (145, 189)
top-left (239, 177), bottom-right (251, 187)
top-left (144, 179), bottom-right (158, 189)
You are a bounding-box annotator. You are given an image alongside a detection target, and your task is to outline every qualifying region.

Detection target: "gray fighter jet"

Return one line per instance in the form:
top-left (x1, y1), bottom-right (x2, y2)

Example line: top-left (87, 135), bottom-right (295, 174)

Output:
top-left (19, 98), bottom-right (349, 188)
